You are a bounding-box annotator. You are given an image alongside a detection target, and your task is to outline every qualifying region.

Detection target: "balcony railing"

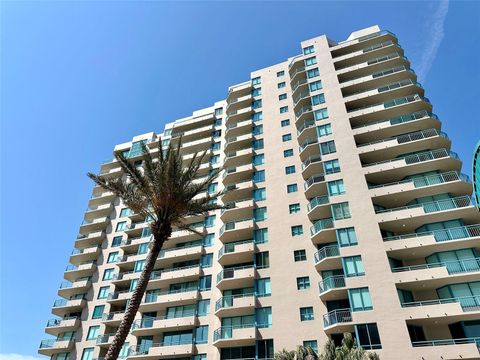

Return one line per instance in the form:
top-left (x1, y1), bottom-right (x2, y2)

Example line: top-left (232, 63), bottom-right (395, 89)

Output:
top-left (132, 311), bottom-right (196, 329)
top-left (296, 119), bottom-right (316, 134)
top-left (143, 287), bottom-right (197, 303)
top-left (216, 265), bottom-right (255, 283)
top-left (375, 195), bottom-right (473, 214)
top-left (299, 138), bottom-right (318, 152)
top-left (363, 148), bottom-right (459, 168)
top-left (392, 257), bottom-right (480, 274)
top-left (412, 337), bottom-right (480, 349)
top-left (310, 218), bottom-right (335, 236)
top-left (295, 105), bottom-right (313, 119)
top-left (293, 90), bottom-right (310, 105)
top-left (304, 174), bottom-right (326, 190)
top-left (369, 171), bottom-right (468, 190)
top-left (102, 311), bottom-right (125, 321)
top-left (323, 308), bottom-right (352, 327)
top-left (352, 110), bottom-right (436, 130)
top-left (314, 245), bottom-right (340, 263)
top-left (346, 78), bottom-right (419, 98)
top-left (308, 196), bottom-right (330, 212)
top-left (348, 94), bottom-right (429, 114)
top-left (128, 339), bottom-right (194, 356)
top-left (39, 338), bottom-right (73, 349)
top-left (290, 66), bottom-right (306, 79)
top-left (150, 264), bottom-right (200, 280)
top-left (220, 218), bottom-right (253, 234)
top-left (46, 316), bottom-right (78, 327)
top-left (358, 128), bottom-right (447, 148)
top-left (383, 224), bottom-right (480, 243)
top-left (218, 239), bottom-right (254, 258)
top-left (402, 295), bottom-right (480, 312)
top-left (213, 324), bottom-right (256, 341)
top-left (343, 64), bottom-right (410, 84)
top-left (158, 242), bottom-right (202, 258)
top-left (302, 155), bottom-right (322, 170)
top-left (318, 275), bottom-right (346, 293)
top-left (215, 293), bottom-right (255, 311)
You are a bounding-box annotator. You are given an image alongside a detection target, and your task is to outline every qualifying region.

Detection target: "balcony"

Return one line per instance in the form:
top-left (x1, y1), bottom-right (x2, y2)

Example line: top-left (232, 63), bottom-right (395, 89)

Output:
top-left (291, 77), bottom-right (309, 96)
top-left (299, 138), bottom-right (320, 160)
top-left (227, 93), bottom-right (253, 112)
top-left (301, 155), bottom-right (323, 180)
top-left (170, 123), bottom-right (214, 144)
top-left (120, 235), bottom-right (151, 253)
top-left (376, 196), bottom-right (477, 233)
top-left (131, 314), bottom-right (197, 336)
top-left (128, 341), bottom-right (194, 359)
top-left (215, 293), bottom-right (256, 317)
top-left (221, 199), bottom-right (255, 222)
top-left (125, 221), bottom-right (150, 237)
top-left (99, 166), bottom-right (122, 179)
top-left (69, 245), bottom-right (101, 264)
top-left (331, 30), bottom-right (397, 58)
top-left (51, 298), bottom-right (86, 317)
top-left (139, 289), bottom-right (199, 312)
top-left (334, 39), bottom-right (402, 70)
top-left (307, 195), bottom-right (330, 220)
top-left (222, 164), bottom-right (254, 185)
top-left (74, 230), bottom-right (105, 248)
top-left (384, 224), bottom-right (480, 259)
top-left (79, 216), bottom-right (110, 234)
top-left (84, 203), bottom-right (114, 221)
top-left (296, 118), bottom-right (316, 145)
top-left (364, 148), bottom-right (461, 184)
top-left (318, 275), bottom-right (347, 301)
top-left (45, 316), bottom-right (80, 336)
top-left (226, 118), bottom-right (253, 137)
top-left (148, 265), bottom-right (202, 289)
top-left (293, 90), bottom-right (311, 112)
top-left (322, 308), bottom-right (353, 333)
top-left (96, 333), bottom-right (115, 347)
top-left (226, 107), bottom-right (254, 126)
top-left (38, 338), bottom-right (74, 356)
top-left (310, 218), bottom-right (335, 245)
top-left (218, 240), bottom-right (255, 266)
top-left (314, 245), bottom-right (341, 271)
top-left (89, 190), bottom-right (116, 207)
top-left (219, 218), bottom-right (255, 242)
top-left (58, 278), bottom-right (91, 298)
top-left (64, 261), bottom-right (96, 281)
top-left (169, 228), bottom-right (204, 245)
top-left (224, 133), bottom-right (254, 153)
top-left (112, 271), bottom-right (139, 286)
top-left (224, 148), bottom-right (254, 168)
top-left (295, 105), bottom-right (313, 127)
top-left (304, 174), bottom-right (327, 199)
top-left (213, 325), bottom-right (256, 348)
top-left (216, 265), bottom-right (255, 290)
top-left (107, 290), bottom-right (132, 306)
top-left (411, 337), bottom-right (480, 359)
top-left (102, 311), bottom-right (125, 326)
top-left (222, 180), bottom-right (254, 203)
top-left (289, 65), bottom-right (306, 82)
top-left (178, 137), bottom-right (212, 155)
top-left (156, 243), bottom-right (203, 265)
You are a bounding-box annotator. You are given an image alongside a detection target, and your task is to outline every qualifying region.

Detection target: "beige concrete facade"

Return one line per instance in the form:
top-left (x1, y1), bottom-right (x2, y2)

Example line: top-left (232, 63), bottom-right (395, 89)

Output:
top-left (40, 26), bottom-right (480, 360)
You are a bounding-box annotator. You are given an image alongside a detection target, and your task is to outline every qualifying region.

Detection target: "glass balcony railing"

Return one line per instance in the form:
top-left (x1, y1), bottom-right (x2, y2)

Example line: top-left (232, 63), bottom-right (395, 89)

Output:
top-left (359, 128), bottom-right (447, 148)
top-left (220, 218), bottom-right (253, 235)
top-left (296, 119), bottom-right (316, 134)
top-left (216, 265), bottom-right (255, 283)
top-left (314, 245), bottom-right (340, 263)
top-left (307, 196), bottom-right (330, 212)
top-left (213, 324), bottom-right (256, 341)
top-left (347, 78), bottom-right (420, 98)
top-left (53, 299), bottom-right (68, 307)
top-left (352, 110), bottom-right (438, 130)
top-left (128, 339), bottom-right (194, 356)
top-left (304, 174), bottom-right (326, 190)
top-left (46, 316), bottom-right (78, 327)
top-left (295, 105), bottom-right (313, 119)
top-left (132, 311), bottom-right (196, 329)
top-left (218, 239), bottom-right (254, 258)
top-left (392, 257), bottom-right (480, 274)
top-left (323, 308), bottom-right (352, 327)
top-left (363, 148), bottom-right (458, 168)
top-left (369, 171), bottom-right (468, 190)
top-left (215, 293), bottom-right (255, 311)
top-left (375, 195), bottom-right (473, 214)
top-left (143, 287), bottom-right (197, 304)
top-left (412, 337), bottom-right (480, 349)
top-left (150, 264), bottom-right (200, 281)
top-left (293, 90), bottom-right (310, 105)
top-left (299, 138), bottom-right (318, 152)
top-left (402, 295), bottom-right (480, 312)
top-left (383, 224), bottom-right (480, 243)
top-left (318, 275), bottom-right (346, 293)
top-left (348, 94), bottom-right (429, 114)
top-left (310, 218), bottom-right (335, 236)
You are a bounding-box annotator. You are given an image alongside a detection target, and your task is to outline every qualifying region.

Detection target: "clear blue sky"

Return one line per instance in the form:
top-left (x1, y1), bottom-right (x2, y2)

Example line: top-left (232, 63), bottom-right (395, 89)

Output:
top-left (1, 1), bottom-right (479, 358)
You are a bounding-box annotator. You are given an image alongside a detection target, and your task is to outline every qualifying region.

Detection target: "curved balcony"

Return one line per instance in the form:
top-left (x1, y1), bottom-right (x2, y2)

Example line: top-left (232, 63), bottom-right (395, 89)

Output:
top-left (125, 221), bottom-right (150, 237)
top-left (224, 148), bottom-right (254, 168)
top-left (222, 164), bottom-right (254, 186)
top-left (38, 338), bottom-right (74, 356)
top-left (51, 298), bottom-right (86, 317)
top-left (222, 180), bottom-right (254, 203)
top-left (128, 341), bottom-right (194, 359)
top-left (79, 216), bottom-right (110, 234)
top-left (96, 333), bottom-right (115, 347)
top-left (322, 308), bottom-right (353, 333)
top-left (307, 195), bottom-right (330, 220)
top-left (216, 265), bottom-right (255, 290)
top-left (225, 107), bottom-right (254, 126)
top-left (299, 138), bottom-right (320, 160)
top-left (310, 218), bottom-right (335, 245)
top-left (296, 118), bottom-right (316, 145)
top-left (213, 324), bottom-right (256, 348)
top-left (225, 118), bottom-right (253, 137)
top-left (304, 174), bottom-right (327, 199)
top-left (69, 245), bottom-right (101, 264)
top-left (74, 230), bottom-right (105, 248)
top-left (148, 264), bottom-right (202, 289)
top-left (139, 289), bottom-right (199, 312)
top-left (289, 65), bottom-right (306, 82)
top-left (293, 90), bottom-right (311, 112)
top-left (332, 30), bottom-right (397, 59)
top-left (218, 240), bottom-right (255, 266)
top-left (215, 293), bottom-right (256, 317)
top-left (64, 261), bottom-right (96, 281)
top-left (225, 133), bottom-right (254, 153)
top-left (170, 123), bottom-right (214, 144)
top-left (314, 245), bottom-right (341, 271)
top-left (178, 137), bottom-right (212, 156)
top-left (58, 278), bottom-right (91, 298)
top-left (156, 243), bottom-right (203, 265)
top-left (45, 316), bottom-right (80, 336)
top-left (301, 155), bottom-right (323, 180)
top-left (98, 166), bottom-right (122, 179)
top-left (219, 218), bottom-right (255, 242)
top-left (334, 39), bottom-right (402, 70)
top-left (295, 105), bottom-right (313, 126)
top-left (131, 314), bottom-right (197, 336)
top-left (227, 93), bottom-right (253, 112)
top-left (84, 203), bottom-right (114, 221)
top-left (291, 77), bottom-right (309, 96)
top-left (88, 190), bottom-right (116, 207)
top-left (319, 275), bottom-right (347, 300)
top-left (221, 198), bottom-right (255, 222)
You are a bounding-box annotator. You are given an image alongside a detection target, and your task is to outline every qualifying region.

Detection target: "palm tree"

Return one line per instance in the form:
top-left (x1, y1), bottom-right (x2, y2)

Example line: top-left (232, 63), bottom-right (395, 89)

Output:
top-left (87, 139), bottom-right (223, 360)
top-left (319, 333), bottom-right (380, 360)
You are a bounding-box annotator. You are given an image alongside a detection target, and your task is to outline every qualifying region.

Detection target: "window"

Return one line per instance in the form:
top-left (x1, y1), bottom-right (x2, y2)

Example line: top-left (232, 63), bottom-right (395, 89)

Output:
top-left (212, 130), bottom-right (221, 138)
top-left (193, 355), bottom-right (207, 360)
top-left (303, 340), bottom-right (318, 354)
top-left (289, 203), bottom-right (301, 214)
top-left (57, 353), bottom-right (70, 360)
top-left (116, 221), bottom-right (127, 232)
top-left (314, 108), bottom-right (329, 120)
top-left (282, 133), bottom-right (292, 142)
top-left (304, 57), bottom-right (317, 66)
top-left (278, 81), bottom-right (286, 88)
top-left (252, 154), bottom-right (265, 165)
top-left (255, 278), bottom-right (271, 297)
top-left (199, 275), bottom-right (212, 291)
top-left (103, 268), bottom-right (114, 281)
top-left (107, 252), bottom-right (118, 263)
top-left (307, 68), bottom-right (320, 78)
top-left (294, 250), bottom-right (307, 262)
top-left (86, 325), bottom-right (100, 340)
top-left (287, 184), bottom-right (298, 193)
top-left (323, 159), bottom-right (340, 174)
top-left (343, 256), bottom-right (365, 277)
top-left (256, 251), bottom-right (270, 269)
top-left (291, 225), bottom-right (303, 236)
top-left (317, 123), bottom-right (332, 137)
top-left (203, 233), bottom-right (214, 247)
top-left (252, 88), bottom-right (262, 96)
top-left (197, 299), bottom-right (210, 316)
top-left (211, 142), bottom-right (221, 151)
top-left (252, 139), bottom-right (264, 150)
top-left (253, 170), bottom-right (265, 183)
top-left (337, 227), bottom-right (358, 247)
top-left (97, 286), bottom-right (109, 299)
top-left (254, 228), bottom-right (268, 244)
top-left (277, 70), bottom-right (285, 77)
top-left (119, 208), bottom-right (130, 217)
top-left (355, 323), bottom-right (382, 350)
top-left (303, 45), bottom-right (314, 55)
top-left (281, 119), bottom-right (290, 127)
top-left (112, 236), bottom-right (122, 247)
top-left (284, 149), bottom-right (294, 157)
top-left (142, 227), bottom-right (152, 237)
top-left (92, 305), bottom-right (105, 319)
top-left (285, 165), bottom-right (296, 174)
top-left (210, 155), bottom-right (220, 165)
top-left (328, 180), bottom-right (345, 196)
top-left (129, 278), bottom-right (138, 292)
top-left (195, 325), bottom-right (209, 344)
top-left (331, 202), bottom-right (351, 220)
top-left (254, 207), bottom-right (267, 221)
top-left (252, 112), bottom-right (263, 122)
top-left (256, 307), bottom-right (272, 328)
top-left (204, 215), bottom-right (216, 228)
top-left (296, 276), bottom-right (310, 290)
top-left (201, 253), bottom-right (213, 268)
top-left (252, 76), bottom-right (261, 85)
top-left (134, 260), bottom-right (145, 272)
top-left (214, 118), bottom-right (222, 126)
top-left (349, 287), bottom-right (373, 311)
top-left (207, 183), bottom-right (218, 194)
top-left (81, 348), bottom-right (94, 360)
top-left (311, 93), bottom-right (325, 105)
top-left (280, 106), bottom-right (289, 113)
top-left (252, 100), bottom-right (262, 109)
top-left (215, 107), bottom-right (223, 116)
top-left (320, 140), bottom-right (336, 155)
top-left (253, 188), bottom-right (266, 201)
top-left (279, 93), bottom-right (287, 100)
top-left (252, 125), bottom-right (263, 135)
top-left (309, 80), bottom-right (322, 92)
top-left (300, 307), bottom-right (314, 321)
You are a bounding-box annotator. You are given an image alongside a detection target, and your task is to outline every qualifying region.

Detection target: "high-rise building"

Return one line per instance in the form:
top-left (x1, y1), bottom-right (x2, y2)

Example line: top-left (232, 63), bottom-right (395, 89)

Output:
top-left (39, 25), bottom-right (480, 360)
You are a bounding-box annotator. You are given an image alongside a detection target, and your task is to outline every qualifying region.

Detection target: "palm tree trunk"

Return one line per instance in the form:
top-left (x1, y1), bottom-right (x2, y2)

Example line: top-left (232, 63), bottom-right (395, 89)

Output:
top-left (104, 224), bottom-right (171, 360)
